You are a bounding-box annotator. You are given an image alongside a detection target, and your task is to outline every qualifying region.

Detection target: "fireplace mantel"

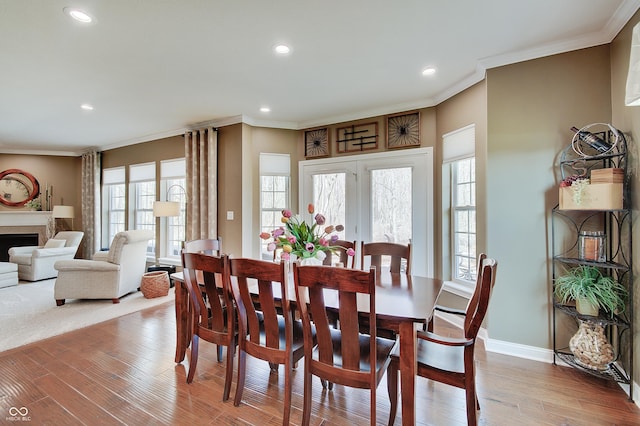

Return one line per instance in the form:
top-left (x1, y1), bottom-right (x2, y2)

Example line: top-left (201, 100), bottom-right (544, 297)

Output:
top-left (0, 211), bottom-right (51, 227)
top-left (0, 211), bottom-right (52, 245)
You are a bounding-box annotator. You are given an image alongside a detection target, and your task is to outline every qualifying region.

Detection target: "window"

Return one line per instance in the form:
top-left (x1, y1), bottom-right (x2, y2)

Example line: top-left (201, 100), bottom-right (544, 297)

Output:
top-left (452, 158), bottom-right (476, 281)
top-left (160, 159), bottom-right (186, 261)
top-left (129, 162), bottom-right (156, 257)
top-left (442, 124), bottom-right (476, 286)
top-left (259, 153), bottom-right (290, 260)
top-left (102, 167), bottom-right (126, 248)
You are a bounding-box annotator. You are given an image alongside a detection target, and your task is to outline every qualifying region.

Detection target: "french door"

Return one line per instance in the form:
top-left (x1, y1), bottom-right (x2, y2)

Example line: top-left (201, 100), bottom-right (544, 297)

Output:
top-left (299, 148), bottom-right (433, 277)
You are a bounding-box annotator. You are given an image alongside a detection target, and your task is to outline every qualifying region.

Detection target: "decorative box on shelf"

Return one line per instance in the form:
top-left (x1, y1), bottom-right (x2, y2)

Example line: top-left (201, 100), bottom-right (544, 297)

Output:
top-left (559, 183), bottom-right (623, 210)
top-left (590, 168), bottom-right (624, 184)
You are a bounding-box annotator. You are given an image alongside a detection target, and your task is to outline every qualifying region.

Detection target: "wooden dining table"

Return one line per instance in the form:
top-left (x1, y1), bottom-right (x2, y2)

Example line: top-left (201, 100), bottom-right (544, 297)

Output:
top-left (171, 266), bottom-right (443, 426)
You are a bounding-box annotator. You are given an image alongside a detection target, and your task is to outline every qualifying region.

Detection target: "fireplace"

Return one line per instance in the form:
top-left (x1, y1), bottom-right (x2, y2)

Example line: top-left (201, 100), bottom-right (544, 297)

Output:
top-left (0, 233), bottom-right (39, 262)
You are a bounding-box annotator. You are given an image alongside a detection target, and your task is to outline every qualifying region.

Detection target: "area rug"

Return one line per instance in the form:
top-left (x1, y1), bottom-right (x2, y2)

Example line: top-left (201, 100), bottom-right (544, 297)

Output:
top-left (0, 279), bottom-right (174, 352)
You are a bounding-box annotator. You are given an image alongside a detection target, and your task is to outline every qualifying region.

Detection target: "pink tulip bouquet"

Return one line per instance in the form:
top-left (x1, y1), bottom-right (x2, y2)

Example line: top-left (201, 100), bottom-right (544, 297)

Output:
top-left (260, 203), bottom-right (355, 263)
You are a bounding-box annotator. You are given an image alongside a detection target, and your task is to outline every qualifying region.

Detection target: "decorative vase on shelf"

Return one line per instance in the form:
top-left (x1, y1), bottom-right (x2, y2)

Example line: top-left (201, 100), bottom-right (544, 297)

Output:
top-left (569, 320), bottom-right (614, 371)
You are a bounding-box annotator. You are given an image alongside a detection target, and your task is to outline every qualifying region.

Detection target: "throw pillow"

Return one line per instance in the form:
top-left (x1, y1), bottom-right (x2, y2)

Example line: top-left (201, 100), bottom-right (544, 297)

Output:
top-left (44, 239), bottom-right (66, 248)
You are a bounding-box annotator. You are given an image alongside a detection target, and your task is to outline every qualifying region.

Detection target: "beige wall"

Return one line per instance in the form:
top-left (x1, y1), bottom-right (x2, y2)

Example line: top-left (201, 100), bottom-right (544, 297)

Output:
top-left (0, 154), bottom-right (81, 230)
top-left (486, 45), bottom-right (612, 350)
top-left (217, 123), bottom-right (244, 257)
top-left (610, 9), bottom-right (640, 395)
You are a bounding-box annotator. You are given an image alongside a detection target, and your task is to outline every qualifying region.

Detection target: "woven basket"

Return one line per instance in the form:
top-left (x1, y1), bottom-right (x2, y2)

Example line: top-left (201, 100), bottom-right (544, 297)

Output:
top-left (140, 271), bottom-right (170, 298)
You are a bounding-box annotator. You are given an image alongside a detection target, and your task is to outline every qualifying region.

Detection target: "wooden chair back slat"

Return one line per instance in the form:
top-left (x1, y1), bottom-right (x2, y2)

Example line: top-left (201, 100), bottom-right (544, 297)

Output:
top-left (361, 241), bottom-right (411, 274)
top-left (323, 239), bottom-right (357, 268)
top-left (183, 237), bottom-right (222, 256)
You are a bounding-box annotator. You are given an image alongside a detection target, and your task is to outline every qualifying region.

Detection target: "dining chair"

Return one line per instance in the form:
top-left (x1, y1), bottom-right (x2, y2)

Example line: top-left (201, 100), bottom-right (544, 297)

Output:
top-left (183, 237), bottom-right (225, 360)
top-left (229, 258), bottom-right (307, 426)
top-left (323, 239), bottom-right (357, 268)
top-left (387, 254), bottom-right (497, 426)
top-left (426, 254), bottom-right (485, 333)
top-left (361, 241), bottom-right (411, 274)
top-left (181, 251), bottom-right (237, 401)
top-left (183, 237), bottom-right (222, 256)
top-left (293, 264), bottom-right (397, 426)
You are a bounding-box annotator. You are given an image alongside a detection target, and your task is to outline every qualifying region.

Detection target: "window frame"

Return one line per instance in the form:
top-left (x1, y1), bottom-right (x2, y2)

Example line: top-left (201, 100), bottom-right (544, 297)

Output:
top-left (259, 153), bottom-right (291, 261)
top-left (441, 124), bottom-right (476, 295)
top-left (451, 157), bottom-right (476, 285)
top-left (129, 162), bottom-right (156, 260)
top-left (101, 167), bottom-right (126, 249)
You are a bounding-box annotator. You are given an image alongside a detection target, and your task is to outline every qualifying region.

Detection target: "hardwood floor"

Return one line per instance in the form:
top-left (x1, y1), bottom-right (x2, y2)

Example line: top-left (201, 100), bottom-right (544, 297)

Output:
top-left (1, 299), bottom-right (639, 425)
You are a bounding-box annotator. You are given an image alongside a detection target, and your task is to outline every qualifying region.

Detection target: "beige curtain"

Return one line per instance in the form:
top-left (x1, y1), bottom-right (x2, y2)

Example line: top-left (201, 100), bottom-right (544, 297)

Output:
top-left (81, 150), bottom-right (101, 259)
top-left (185, 128), bottom-right (217, 241)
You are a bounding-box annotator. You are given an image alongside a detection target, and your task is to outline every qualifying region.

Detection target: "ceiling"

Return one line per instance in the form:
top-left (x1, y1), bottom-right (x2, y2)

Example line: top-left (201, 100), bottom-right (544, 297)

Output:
top-left (1, 0), bottom-right (638, 156)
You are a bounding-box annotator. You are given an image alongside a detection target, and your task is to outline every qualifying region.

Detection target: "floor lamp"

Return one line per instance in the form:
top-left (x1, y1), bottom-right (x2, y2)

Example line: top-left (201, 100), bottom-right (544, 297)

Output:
top-left (152, 199), bottom-right (180, 266)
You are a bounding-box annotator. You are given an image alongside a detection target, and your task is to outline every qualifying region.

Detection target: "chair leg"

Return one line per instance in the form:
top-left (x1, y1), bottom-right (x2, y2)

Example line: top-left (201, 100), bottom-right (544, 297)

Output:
top-left (222, 344), bottom-right (234, 401)
top-left (217, 345), bottom-right (223, 362)
top-left (282, 361), bottom-right (292, 426)
top-left (465, 380), bottom-right (478, 426)
top-left (186, 335), bottom-right (199, 384)
top-left (234, 350), bottom-right (247, 407)
top-left (387, 361), bottom-right (398, 426)
top-left (301, 364), bottom-right (312, 426)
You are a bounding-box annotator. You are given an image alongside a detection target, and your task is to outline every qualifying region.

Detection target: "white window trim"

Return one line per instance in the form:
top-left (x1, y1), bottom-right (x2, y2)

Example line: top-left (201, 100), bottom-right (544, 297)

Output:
top-left (443, 124), bottom-right (476, 294)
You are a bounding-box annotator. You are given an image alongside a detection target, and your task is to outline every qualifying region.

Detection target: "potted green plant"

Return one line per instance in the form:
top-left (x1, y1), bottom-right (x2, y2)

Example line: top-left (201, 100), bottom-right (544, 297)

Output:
top-left (554, 265), bottom-right (627, 317)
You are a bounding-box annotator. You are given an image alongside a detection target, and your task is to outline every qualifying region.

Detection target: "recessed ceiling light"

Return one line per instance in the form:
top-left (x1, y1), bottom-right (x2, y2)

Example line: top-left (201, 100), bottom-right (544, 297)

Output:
top-left (422, 67), bottom-right (437, 76)
top-left (80, 104), bottom-right (94, 111)
top-left (274, 44), bottom-right (291, 55)
top-left (63, 7), bottom-right (93, 23)
top-left (260, 107), bottom-right (271, 113)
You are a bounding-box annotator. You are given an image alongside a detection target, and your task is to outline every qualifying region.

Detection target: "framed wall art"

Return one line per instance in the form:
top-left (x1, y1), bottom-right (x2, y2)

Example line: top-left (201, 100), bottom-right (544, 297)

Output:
top-left (304, 128), bottom-right (330, 158)
top-left (336, 122), bottom-right (378, 153)
top-left (387, 111), bottom-right (420, 149)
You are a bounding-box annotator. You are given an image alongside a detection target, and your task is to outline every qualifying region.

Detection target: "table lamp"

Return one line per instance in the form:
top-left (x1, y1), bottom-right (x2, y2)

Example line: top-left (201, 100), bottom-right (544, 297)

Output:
top-left (51, 205), bottom-right (75, 232)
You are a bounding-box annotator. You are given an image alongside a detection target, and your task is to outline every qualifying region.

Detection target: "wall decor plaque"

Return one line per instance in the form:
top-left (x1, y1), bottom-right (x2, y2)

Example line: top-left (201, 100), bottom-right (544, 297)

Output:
top-left (387, 111), bottom-right (420, 149)
top-left (304, 127), bottom-right (330, 158)
top-left (336, 122), bottom-right (378, 153)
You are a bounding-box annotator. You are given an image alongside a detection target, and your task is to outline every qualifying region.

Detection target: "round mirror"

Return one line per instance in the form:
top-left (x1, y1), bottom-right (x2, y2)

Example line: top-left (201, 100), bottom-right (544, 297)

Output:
top-left (0, 169), bottom-right (40, 207)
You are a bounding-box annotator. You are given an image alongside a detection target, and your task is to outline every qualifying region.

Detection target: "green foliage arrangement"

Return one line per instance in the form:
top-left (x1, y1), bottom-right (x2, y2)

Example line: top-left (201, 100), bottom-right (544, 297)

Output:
top-left (554, 265), bottom-right (627, 317)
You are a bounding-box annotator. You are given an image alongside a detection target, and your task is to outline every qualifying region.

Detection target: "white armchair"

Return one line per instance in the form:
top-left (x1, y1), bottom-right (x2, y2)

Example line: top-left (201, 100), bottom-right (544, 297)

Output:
top-left (53, 230), bottom-right (154, 305)
top-left (9, 231), bottom-right (84, 281)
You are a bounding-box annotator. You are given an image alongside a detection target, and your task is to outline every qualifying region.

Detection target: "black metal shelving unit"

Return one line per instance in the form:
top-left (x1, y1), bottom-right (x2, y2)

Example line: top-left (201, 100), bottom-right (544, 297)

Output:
top-left (551, 128), bottom-right (634, 401)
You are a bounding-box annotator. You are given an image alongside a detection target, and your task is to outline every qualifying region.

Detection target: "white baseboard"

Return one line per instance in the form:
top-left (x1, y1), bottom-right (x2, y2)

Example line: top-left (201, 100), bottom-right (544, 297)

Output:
top-left (435, 311), bottom-right (640, 408)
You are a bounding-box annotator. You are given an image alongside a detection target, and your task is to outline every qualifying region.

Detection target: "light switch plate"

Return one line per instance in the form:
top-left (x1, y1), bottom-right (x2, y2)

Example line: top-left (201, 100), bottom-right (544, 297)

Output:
top-left (226, 211), bottom-right (234, 220)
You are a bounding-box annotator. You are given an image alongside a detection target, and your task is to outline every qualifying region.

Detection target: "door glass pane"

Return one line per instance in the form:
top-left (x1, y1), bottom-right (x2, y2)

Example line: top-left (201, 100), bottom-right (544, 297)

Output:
top-left (312, 173), bottom-right (346, 239)
top-left (371, 167), bottom-right (412, 245)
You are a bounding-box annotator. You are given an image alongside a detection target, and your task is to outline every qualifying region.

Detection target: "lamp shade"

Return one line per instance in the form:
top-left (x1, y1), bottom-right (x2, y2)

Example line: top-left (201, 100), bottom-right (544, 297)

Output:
top-left (153, 201), bottom-right (180, 217)
top-left (51, 205), bottom-right (75, 219)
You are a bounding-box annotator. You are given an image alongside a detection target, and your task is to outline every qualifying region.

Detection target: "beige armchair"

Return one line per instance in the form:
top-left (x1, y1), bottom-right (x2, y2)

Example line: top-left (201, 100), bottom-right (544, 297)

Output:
top-left (53, 230), bottom-right (153, 305)
top-left (9, 231), bottom-right (84, 281)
